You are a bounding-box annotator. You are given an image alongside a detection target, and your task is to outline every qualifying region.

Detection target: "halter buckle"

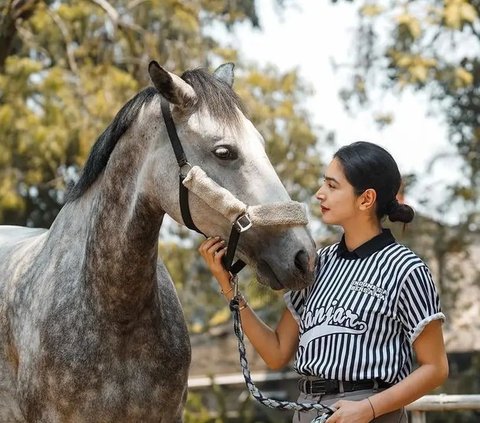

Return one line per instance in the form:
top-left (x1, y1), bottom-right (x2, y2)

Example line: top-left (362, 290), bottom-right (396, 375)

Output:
top-left (234, 213), bottom-right (252, 233)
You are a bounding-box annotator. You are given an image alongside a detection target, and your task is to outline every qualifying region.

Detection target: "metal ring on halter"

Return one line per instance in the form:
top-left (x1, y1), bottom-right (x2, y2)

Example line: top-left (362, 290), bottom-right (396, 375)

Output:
top-left (179, 162), bottom-right (192, 179)
top-left (233, 213), bottom-right (252, 233)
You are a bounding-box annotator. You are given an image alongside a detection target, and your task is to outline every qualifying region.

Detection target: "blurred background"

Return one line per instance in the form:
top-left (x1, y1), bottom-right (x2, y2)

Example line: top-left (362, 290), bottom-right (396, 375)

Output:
top-left (0, 0), bottom-right (479, 421)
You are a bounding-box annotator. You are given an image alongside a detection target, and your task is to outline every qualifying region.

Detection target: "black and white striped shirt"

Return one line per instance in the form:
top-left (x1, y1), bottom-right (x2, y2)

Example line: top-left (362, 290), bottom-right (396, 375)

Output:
top-left (284, 229), bottom-right (444, 384)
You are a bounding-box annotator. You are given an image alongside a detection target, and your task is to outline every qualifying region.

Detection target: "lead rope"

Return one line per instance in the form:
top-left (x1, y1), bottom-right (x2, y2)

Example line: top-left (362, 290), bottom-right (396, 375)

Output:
top-left (229, 289), bottom-right (335, 423)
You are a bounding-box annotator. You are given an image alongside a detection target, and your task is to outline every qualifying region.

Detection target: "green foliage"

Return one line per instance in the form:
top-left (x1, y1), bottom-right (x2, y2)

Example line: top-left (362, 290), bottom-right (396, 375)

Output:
top-left (0, 0), bottom-right (322, 227)
top-left (184, 390), bottom-right (219, 423)
top-left (238, 64), bottom-right (323, 201)
top-left (333, 0), bottom-right (480, 225)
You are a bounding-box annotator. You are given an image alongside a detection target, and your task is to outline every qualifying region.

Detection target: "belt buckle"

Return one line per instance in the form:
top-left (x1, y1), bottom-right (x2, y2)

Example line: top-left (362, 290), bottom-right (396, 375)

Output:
top-left (234, 213), bottom-right (252, 233)
top-left (312, 380), bottom-right (327, 395)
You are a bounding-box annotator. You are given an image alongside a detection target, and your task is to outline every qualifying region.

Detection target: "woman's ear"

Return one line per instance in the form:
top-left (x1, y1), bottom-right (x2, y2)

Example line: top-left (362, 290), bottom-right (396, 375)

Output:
top-left (358, 188), bottom-right (377, 211)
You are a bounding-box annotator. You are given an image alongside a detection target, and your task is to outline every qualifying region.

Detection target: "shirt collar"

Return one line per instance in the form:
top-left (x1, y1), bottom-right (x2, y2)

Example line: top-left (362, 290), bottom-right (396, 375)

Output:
top-left (337, 228), bottom-right (396, 260)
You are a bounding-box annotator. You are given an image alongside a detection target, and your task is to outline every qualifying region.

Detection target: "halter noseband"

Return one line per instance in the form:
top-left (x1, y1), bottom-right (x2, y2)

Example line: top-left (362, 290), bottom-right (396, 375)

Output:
top-left (160, 97), bottom-right (308, 275)
top-left (161, 97), bottom-right (248, 274)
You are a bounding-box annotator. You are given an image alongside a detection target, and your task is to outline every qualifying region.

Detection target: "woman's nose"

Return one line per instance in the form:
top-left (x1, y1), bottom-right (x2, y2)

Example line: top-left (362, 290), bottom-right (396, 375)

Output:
top-left (315, 187), bottom-right (325, 200)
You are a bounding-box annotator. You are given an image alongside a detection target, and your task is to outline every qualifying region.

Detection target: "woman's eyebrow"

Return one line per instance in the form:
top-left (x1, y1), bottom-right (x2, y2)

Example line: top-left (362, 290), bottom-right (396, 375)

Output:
top-left (323, 175), bottom-right (339, 184)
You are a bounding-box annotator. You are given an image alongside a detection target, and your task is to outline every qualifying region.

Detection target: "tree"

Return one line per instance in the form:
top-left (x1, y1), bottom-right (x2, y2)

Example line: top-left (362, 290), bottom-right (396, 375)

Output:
top-left (332, 0), bottom-right (480, 229)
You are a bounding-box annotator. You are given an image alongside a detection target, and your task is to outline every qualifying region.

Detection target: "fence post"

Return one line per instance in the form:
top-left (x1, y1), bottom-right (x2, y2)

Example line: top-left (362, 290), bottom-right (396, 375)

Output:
top-left (410, 411), bottom-right (426, 423)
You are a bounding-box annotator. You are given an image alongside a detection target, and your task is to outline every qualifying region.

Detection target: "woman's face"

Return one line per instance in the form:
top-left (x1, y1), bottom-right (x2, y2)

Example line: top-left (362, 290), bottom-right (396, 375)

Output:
top-left (315, 158), bottom-right (359, 226)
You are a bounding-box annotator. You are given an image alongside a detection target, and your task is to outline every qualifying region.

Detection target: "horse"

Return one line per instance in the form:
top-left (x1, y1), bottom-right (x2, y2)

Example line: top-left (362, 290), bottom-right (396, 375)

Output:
top-left (0, 61), bottom-right (316, 422)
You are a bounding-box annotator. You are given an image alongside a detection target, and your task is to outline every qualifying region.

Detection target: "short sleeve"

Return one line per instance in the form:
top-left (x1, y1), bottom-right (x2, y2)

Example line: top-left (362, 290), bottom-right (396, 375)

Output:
top-left (284, 289), bottom-right (306, 325)
top-left (397, 264), bottom-right (445, 344)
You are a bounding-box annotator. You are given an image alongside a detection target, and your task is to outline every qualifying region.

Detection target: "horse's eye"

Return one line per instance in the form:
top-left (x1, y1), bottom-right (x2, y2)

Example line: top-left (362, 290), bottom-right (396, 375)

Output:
top-left (213, 146), bottom-right (237, 160)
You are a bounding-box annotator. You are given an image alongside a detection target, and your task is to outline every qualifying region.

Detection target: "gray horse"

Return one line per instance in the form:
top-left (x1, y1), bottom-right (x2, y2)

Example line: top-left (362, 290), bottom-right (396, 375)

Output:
top-left (0, 62), bottom-right (316, 422)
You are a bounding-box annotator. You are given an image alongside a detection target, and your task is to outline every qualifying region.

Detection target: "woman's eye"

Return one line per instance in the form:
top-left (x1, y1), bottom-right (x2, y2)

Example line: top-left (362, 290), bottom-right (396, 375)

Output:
top-left (213, 146), bottom-right (237, 160)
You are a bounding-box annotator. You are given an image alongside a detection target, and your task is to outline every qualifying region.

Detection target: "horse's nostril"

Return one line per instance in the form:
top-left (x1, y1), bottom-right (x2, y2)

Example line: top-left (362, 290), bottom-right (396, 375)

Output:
top-left (294, 249), bottom-right (309, 274)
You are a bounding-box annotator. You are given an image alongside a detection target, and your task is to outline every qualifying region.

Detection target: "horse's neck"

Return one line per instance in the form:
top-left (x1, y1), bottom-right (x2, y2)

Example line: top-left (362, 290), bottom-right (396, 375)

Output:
top-left (54, 136), bottom-right (165, 321)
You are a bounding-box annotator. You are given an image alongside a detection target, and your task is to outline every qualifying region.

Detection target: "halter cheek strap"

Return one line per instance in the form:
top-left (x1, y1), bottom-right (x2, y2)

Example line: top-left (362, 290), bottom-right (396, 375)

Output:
top-left (161, 96), bottom-right (309, 275)
top-left (160, 97), bottom-right (203, 235)
top-left (161, 97), bottom-right (248, 272)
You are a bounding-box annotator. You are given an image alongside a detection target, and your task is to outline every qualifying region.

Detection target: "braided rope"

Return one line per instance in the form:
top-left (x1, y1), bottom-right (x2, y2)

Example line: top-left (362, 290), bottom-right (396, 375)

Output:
top-left (229, 297), bottom-right (335, 423)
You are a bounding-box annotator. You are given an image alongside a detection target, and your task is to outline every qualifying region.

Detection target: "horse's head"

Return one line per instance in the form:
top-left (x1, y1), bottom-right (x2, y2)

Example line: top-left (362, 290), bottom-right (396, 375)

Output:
top-left (143, 61), bottom-right (316, 290)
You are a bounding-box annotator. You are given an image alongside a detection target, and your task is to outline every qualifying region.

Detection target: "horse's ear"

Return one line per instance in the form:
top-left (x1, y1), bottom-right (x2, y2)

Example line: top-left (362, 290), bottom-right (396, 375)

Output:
top-left (213, 63), bottom-right (235, 87)
top-left (148, 61), bottom-right (196, 107)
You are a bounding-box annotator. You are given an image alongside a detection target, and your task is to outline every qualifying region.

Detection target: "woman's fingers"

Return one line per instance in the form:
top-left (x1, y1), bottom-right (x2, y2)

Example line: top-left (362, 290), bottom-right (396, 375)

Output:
top-left (199, 237), bottom-right (222, 255)
top-left (198, 238), bottom-right (230, 284)
top-left (206, 240), bottom-right (225, 256)
top-left (198, 237), bottom-right (227, 271)
top-left (213, 247), bottom-right (227, 264)
top-left (326, 403), bottom-right (339, 422)
top-left (198, 237), bottom-right (218, 252)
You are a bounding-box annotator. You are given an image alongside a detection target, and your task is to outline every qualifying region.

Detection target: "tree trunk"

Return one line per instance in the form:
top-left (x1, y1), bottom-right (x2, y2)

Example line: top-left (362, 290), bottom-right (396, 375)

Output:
top-left (0, 0), bottom-right (39, 72)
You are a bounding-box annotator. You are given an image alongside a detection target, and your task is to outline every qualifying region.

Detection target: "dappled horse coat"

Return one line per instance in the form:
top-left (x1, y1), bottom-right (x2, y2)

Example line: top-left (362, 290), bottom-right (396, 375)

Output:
top-left (0, 62), bottom-right (316, 422)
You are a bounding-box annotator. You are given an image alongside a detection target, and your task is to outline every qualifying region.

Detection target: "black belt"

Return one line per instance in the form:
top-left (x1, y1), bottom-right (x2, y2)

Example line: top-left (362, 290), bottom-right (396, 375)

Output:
top-left (298, 378), bottom-right (392, 395)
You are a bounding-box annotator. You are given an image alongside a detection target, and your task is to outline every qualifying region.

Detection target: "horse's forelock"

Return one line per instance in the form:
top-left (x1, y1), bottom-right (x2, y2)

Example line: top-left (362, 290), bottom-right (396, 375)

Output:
top-left (181, 68), bottom-right (247, 127)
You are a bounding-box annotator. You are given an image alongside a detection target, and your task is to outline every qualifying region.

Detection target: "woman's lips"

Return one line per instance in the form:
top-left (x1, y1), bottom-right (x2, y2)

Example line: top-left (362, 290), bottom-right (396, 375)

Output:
top-left (321, 205), bottom-right (330, 213)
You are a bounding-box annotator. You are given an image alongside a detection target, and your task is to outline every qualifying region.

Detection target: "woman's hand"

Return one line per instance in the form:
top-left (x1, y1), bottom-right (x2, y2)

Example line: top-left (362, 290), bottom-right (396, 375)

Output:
top-left (199, 236), bottom-right (301, 370)
top-left (326, 398), bottom-right (374, 423)
top-left (198, 237), bottom-right (230, 283)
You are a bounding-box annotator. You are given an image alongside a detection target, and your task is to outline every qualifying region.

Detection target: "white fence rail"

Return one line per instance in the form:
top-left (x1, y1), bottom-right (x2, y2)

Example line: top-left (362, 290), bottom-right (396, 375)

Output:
top-left (189, 372), bottom-right (480, 421)
top-left (407, 395), bottom-right (480, 423)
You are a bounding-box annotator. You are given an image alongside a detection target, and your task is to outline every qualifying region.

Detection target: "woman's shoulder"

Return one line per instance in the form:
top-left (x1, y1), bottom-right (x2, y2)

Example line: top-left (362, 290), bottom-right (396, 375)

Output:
top-left (317, 242), bottom-right (340, 258)
top-left (383, 242), bottom-right (429, 274)
top-left (387, 241), bottom-right (424, 259)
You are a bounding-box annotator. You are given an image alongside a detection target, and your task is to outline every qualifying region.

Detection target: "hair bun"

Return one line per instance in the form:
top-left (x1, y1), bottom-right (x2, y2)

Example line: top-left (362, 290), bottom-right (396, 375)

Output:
top-left (388, 200), bottom-right (414, 223)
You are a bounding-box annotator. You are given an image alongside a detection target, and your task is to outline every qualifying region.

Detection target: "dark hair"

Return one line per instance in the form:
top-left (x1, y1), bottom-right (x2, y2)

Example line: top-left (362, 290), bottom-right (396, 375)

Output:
top-left (334, 141), bottom-right (414, 223)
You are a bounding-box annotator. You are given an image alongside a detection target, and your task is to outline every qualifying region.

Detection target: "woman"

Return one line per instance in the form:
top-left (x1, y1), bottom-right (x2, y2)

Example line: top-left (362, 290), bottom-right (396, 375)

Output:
top-left (199, 141), bottom-right (448, 422)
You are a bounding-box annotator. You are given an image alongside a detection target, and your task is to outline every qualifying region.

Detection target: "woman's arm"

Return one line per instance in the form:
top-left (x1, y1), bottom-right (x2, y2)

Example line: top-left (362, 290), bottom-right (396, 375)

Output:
top-left (198, 237), bottom-right (300, 369)
top-left (328, 319), bottom-right (449, 423)
top-left (367, 319), bottom-right (448, 415)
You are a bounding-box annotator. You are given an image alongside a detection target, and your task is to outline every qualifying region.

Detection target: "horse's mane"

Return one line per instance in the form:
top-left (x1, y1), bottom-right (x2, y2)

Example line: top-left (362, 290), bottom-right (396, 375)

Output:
top-left (66, 68), bottom-right (246, 202)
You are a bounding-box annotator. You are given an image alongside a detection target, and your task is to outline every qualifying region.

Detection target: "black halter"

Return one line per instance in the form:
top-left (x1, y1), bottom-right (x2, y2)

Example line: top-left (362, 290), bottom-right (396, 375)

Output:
top-left (161, 97), bottom-right (247, 274)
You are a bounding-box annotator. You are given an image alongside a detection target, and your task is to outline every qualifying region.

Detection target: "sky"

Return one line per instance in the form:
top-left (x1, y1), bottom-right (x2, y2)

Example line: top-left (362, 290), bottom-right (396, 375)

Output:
top-left (216, 1), bottom-right (463, 223)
